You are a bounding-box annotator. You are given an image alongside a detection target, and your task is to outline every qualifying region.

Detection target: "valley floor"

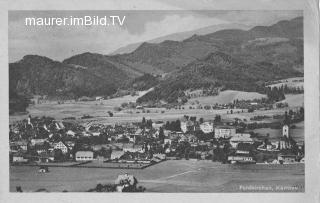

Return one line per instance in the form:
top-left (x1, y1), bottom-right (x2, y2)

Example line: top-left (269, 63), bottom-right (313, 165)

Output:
top-left (9, 96), bottom-right (303, 125)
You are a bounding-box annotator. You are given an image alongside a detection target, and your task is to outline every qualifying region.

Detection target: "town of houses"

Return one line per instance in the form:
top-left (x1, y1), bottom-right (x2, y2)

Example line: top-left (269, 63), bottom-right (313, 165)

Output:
top-left (9, 109), bottom-right (304, 168)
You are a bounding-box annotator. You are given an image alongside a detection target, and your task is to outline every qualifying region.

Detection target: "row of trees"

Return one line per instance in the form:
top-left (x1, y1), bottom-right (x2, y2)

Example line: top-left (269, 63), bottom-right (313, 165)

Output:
top-left (141, 117), bottom-right (153, 129)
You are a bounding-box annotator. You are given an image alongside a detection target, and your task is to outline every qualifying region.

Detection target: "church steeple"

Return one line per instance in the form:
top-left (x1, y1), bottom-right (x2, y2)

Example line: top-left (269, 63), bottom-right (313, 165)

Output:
top-left (282, 124), bottom-right (289, 138)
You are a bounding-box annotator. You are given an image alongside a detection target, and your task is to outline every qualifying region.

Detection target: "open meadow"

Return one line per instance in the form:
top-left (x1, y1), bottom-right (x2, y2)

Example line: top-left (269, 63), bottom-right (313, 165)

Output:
top-left (267, 77), bottom-right (304, 88)
top-left (9, 90), bottom-right (303, 125)
top-left (10, 160), bottom-right (304, 192)
top-left (9, 101), bottom-right (294, 125)
top-left (187, 90), bottom-right (266, 105)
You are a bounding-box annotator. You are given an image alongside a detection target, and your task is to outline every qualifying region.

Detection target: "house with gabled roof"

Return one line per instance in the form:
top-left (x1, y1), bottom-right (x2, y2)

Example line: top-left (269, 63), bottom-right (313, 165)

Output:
top-left (53, 141), bottom-right (69, 154)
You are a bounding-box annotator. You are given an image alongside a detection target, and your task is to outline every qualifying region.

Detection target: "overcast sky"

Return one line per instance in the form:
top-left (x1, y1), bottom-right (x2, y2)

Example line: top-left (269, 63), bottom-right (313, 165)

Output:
top-left (9, 10), bottom-right (302, 62)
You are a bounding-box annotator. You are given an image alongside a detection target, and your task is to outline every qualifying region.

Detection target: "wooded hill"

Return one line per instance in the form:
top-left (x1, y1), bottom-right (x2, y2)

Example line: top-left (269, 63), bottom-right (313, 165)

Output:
top-left (9, 17), bottom-right (303, 111)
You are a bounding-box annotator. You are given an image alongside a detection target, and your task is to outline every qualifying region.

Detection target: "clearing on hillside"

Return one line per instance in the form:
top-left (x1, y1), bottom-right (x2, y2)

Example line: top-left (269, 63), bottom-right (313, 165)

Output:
top-left (187, 90), bottom-right (266, 105)
top-left (277, 94), bottom-right (304, 107)
top-left (267, 77), bottom-right (304, 88)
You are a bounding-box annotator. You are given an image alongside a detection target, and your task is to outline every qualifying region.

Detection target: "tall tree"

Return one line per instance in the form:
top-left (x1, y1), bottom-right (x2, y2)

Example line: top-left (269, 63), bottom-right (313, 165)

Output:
top-left (214, 115), bottom-right (221, 123)
top-left (159, 127), bottom-right (165, 143)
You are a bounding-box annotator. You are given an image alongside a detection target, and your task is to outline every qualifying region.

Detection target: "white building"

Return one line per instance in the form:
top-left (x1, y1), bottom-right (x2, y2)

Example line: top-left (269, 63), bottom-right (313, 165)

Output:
top-left (228, 156), bottom-right (254, 163)
top-left (282, 125), bottom-right (289, 138)
top-left (91, 132), bottom-right (101, 136)
top-left (75, 151), bottom-right (94, 161)
top-left (123, 144), bottom-right (144, 153)
top-left (12, 155), bottom-right (28, 163)
top-left (53, 141), bottom-right (69, 154)
top-left (66, 130), bottom-right (76, 137)
top-left (279, 138), bottom-right (292, 150)
top-left (229, 133), bottom-right (254, 148)
top-left (95, 96), bottom-right (104, 101)
top-left (214, 127), bottom-right (236, 139)
top-left (199, 122), bottom-right (214, 134)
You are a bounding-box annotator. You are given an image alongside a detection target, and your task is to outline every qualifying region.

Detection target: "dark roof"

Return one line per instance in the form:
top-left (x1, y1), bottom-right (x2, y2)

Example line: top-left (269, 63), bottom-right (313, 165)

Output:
top-left (34, 144), bottom-right (49, 150)
top-left (237, 143), bottom-right (253, 151)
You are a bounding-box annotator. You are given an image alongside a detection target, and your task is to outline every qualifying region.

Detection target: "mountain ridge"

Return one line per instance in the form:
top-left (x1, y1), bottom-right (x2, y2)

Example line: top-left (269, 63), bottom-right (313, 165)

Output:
top-left (9, 16), bottom-right (303, 108)
top-left (110, 23), bottom-right (252, 55)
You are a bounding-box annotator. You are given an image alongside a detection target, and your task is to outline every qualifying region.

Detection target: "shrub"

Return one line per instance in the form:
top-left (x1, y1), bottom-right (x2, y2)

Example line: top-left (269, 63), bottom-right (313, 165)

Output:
top-left (113, 107), bottom-right (122, 112)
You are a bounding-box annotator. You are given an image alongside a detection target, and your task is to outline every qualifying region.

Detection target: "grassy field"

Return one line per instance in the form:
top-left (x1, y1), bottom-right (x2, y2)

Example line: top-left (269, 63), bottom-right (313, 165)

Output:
top-left (10, 160), bottom-right (304, 192)
top-left (278, 94), bottom-right (304, 107)
top-left (9, 90), bottom-right (150, 123)
top-left (10, 92), bottom-right (301, 126)
top-left (10, 102), bottom-right (295, 126)
top-left (267, 77), bottom-right (304, 88)
top-left (187, 90), bottom-right (266, 105)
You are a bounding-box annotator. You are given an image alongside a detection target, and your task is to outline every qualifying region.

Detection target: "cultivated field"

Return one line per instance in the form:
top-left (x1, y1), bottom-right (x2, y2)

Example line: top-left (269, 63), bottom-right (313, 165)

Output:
top-left (10, 160), bottom-right (304, 192)
top-left (187, 90), bottom-right (266, 105)
top-left (10, 89), bottom-right (303, 125)
top-left (10, 102), bottom-right (294, 126)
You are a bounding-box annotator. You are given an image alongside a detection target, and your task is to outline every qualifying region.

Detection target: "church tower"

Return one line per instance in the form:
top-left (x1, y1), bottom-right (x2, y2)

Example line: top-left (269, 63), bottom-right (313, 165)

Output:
top-left (282, 124), bottom-right (289, 138)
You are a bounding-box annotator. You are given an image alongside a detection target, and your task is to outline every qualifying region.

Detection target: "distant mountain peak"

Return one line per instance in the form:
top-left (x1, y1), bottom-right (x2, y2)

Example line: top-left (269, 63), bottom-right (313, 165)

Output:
top-left (249, 16), bottom-right (303, 38)
top-left (18, 55), bottom-right (54, 65)
top-left (63, 52), bottom-right (104, 63)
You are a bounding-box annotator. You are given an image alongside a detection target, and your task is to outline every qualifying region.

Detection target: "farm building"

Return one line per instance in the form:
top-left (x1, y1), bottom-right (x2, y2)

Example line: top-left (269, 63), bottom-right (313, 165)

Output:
top-left (75, 151), bottom-right (94, 161)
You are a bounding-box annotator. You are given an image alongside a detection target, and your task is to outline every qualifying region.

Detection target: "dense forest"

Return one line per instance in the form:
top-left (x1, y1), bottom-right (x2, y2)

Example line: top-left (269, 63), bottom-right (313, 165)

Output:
top-left (9, 90), bottom-right (30, 114)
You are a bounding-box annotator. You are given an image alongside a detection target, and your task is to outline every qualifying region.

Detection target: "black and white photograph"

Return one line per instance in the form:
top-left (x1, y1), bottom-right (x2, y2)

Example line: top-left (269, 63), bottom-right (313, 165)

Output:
top-left (1, 0), bottom-right (319, 201)
top-left (8, 9), bottom-right (307, 193)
